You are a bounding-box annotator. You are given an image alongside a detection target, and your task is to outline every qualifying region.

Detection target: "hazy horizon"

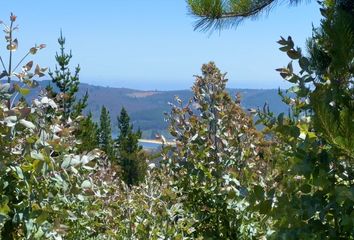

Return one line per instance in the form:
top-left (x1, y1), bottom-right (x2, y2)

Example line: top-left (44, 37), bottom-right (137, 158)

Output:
top-left (23, 79), bottom-right (285, 91)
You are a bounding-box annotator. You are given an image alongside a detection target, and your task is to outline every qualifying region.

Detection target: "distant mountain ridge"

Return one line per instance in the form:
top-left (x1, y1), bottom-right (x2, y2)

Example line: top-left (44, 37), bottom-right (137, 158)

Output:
top-left (26, 80), bottom-right (288, 138)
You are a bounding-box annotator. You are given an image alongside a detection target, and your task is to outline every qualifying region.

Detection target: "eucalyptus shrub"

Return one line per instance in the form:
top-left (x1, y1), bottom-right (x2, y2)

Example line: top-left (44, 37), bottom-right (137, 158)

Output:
top-left (0, 14), bottom-right (111, 239)
top-left (109, 164), bottom-right (195, 239)
top-left (1, 2), bottom-right (352, 239)
top-left (0, 13), bottom-right (193, 240)
top-left (165, 62), bottom-right (271, 239)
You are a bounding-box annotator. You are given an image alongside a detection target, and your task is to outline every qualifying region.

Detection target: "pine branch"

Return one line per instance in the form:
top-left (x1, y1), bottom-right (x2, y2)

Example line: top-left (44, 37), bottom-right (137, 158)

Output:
top-left (188, 0), bottom-right (306, 32)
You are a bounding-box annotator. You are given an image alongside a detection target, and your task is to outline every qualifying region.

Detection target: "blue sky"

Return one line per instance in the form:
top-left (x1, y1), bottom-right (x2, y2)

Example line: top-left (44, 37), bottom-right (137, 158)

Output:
top-left (1, 1), bottom-right (321, 90)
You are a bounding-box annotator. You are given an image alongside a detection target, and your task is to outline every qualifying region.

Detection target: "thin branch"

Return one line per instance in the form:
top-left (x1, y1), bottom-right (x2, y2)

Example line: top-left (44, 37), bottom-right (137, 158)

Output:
top-left (0, 56), bottom-right (7, 72)
top-left (189, 0), bottom-right (281, 31)
top-left (194, 0), bottom-right (275, 18)
top-left (13, 51), bottom-right (30, 73)
top-left (7, 20), bottom-right (14, 83)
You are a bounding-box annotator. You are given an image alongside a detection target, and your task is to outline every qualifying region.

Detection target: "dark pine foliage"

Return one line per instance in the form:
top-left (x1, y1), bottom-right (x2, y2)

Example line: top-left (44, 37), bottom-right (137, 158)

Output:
top-left (116, 107), bottom-right (147, 186)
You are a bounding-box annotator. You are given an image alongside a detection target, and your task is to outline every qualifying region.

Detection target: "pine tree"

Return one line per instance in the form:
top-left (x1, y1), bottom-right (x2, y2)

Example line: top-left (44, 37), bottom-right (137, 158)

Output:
top-left (98, 106), bottom-right (114, 159)
top-left (48, 31), bottom-right (88, 119)
top-left (76, 112), bottom-right (99, 152)
top-left (117, 107), bottom-right (131, 143)
top-left (72, 91), bottom-right (89, 119)
top-left (117, 107), bottom-right (147, 186)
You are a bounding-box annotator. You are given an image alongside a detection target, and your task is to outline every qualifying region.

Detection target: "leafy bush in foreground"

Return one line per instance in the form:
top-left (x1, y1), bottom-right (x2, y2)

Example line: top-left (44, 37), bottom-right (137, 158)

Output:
top-left (0, 14), bottom-right (110, 239)
top-left (258, 2), bottom-right (353, 238)
top-left (165, 62), bottom-right (271, 239)
top-left (0, 1), bottom-right (353, 238)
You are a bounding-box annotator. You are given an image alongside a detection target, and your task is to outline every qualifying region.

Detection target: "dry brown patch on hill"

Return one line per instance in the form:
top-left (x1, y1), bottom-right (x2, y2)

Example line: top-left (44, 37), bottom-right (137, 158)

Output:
top-left (127, 91), bottom-right (160, 98)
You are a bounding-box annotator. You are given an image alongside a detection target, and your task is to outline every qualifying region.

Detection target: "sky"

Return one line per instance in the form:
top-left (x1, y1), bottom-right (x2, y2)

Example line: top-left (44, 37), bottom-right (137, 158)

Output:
top-left (1, 0), bottom-right (322, 90)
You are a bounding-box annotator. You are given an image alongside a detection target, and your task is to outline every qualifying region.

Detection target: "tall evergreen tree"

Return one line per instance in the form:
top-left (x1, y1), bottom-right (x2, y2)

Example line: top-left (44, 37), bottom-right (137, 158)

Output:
top-left (48, 31), bottom-right (88, 119)
top-left (117, 107), bottom-right (131, 143)
top-left (77, 112), bottom-right (99, 152)
top-left (72, 91), bottom-right (89, 118)
top-left (99, 106), bottom-right (114, 159)
top-left (117, 107), bottom-right (147, 186)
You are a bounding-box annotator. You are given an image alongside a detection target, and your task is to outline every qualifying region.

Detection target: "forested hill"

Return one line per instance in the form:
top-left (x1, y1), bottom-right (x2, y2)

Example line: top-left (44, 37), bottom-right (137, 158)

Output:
top-left (29, 80), bottom-right (288, 137)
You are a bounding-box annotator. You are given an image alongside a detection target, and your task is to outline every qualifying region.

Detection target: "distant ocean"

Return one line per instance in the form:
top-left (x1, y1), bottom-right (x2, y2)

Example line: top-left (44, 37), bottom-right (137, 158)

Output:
top-left (138, 140), bottom-right (161, 150)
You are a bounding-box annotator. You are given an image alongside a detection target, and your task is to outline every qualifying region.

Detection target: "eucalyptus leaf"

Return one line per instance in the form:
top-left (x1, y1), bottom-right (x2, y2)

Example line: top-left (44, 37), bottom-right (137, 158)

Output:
top-left (81, 180), bottom-right (91, 189)
top-left (30, 151), bottom-right (44, 161)
top-left (19, 119), bottom-right (36, 129)
top-left (19, 88), bottom-right (30, 96)
top-left (0, 83), bottom-right (10, 92)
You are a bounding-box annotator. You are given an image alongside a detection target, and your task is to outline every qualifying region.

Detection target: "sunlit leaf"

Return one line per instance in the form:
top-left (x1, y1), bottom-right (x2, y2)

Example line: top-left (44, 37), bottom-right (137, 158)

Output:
top-left (19, 88), bottom-right (30, 96)
top-left (81, 180), bottom-right (91, 189)
top-left (24, 61), bottom-right (33, 71)
top-left (19, 119), bottom-right (36, 129)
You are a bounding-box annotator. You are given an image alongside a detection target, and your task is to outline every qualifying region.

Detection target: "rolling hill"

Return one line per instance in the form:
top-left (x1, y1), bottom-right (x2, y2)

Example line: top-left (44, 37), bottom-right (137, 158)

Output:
top-left (26, 80), bottom-right (288, 138)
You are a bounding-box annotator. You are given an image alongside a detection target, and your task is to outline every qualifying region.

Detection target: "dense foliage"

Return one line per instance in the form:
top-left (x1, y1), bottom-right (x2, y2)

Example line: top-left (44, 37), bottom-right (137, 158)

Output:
top-left (260, 1), bottom-right (354, 238)
top-left (98, 106), bottom-right (114, 160)
top-left (117, 107), bottom-right (147, 186)
top-left (0, 0), bottom-right (353, 239)
top-left (0, 14), bottom-right (104, 238)
top-left (165, 62), bottom-right (270, 238)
